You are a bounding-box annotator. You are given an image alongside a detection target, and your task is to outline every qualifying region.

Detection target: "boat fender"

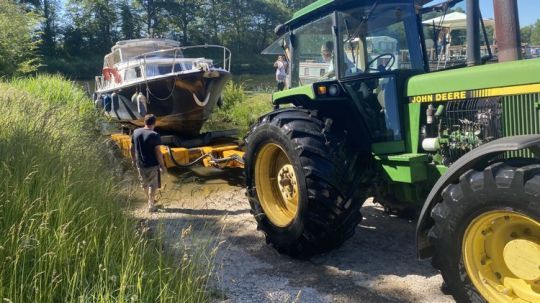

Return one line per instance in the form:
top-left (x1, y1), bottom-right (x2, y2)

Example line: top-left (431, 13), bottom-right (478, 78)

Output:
top-left (95, 94), bottom-right (104, 109)
top-left (131, 92), bottom-right (138, 103)
top-left (111, 92), bottom-right (119, 112)
top-left (103, 94), bottom-right (112, 112)
top-left (137, 92), bottom-right (147, 116)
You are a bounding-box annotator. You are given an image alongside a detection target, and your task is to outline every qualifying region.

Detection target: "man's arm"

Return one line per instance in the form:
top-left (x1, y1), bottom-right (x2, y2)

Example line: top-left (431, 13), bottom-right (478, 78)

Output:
top-left (154, 145), bottom-right (167, 173)
top-left (130, 140), bottom-right (136, 167)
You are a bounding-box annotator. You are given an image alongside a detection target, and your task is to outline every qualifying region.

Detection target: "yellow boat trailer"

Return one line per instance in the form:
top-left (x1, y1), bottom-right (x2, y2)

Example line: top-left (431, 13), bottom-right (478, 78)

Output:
top-left (110, 133), bottom-right (245, 169)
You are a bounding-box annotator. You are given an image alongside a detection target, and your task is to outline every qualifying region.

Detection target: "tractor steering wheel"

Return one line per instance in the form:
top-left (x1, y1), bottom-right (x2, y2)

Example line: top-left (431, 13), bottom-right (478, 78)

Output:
top-left (368, 53), bottom-right (396, 72)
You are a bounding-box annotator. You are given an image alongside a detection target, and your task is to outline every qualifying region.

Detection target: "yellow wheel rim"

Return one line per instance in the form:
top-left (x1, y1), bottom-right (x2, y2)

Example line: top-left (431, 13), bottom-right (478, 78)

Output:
top-left (463, 210), bottom-right (540, 303)
top-left (254, 143), bottom-right (299, 227)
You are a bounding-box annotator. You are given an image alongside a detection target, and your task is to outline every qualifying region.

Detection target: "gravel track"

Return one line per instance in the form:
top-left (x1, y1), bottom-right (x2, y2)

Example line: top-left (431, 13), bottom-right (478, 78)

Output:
top-left (129, 167), bottom-right (455, 303)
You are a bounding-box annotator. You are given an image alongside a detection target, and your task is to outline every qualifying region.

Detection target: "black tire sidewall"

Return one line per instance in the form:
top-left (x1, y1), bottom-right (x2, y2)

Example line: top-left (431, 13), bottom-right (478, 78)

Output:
top-left (434, 166), bottom-right (540, 303)
top-left (245, 123), bottom-right (309, 247)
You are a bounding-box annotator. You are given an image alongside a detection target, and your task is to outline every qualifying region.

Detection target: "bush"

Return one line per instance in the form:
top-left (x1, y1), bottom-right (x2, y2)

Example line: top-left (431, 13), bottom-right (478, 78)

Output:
top-left (0, 1), bottom-right (41, 76)
top-left (0, 75), bottom-right (215, 302)
top-left (204, 85), bottom-right (273, 136)
top-left (221, 81), bottom-right (246, 111)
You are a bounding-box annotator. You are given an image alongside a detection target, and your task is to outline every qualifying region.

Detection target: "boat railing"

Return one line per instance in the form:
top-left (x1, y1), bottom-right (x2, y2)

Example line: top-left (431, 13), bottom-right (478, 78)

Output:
top-left (96, 44), bottom-right (231, 92)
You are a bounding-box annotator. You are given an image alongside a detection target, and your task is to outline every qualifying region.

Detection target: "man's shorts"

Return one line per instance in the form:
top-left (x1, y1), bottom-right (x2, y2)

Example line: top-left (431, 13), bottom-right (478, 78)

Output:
top-left (137, 165), bottom-right (159, 189)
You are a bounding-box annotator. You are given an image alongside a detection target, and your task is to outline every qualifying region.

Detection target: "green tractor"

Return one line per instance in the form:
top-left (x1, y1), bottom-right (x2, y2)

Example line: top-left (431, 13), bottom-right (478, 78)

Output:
top-left (244, 0), bottom-right (540, 302)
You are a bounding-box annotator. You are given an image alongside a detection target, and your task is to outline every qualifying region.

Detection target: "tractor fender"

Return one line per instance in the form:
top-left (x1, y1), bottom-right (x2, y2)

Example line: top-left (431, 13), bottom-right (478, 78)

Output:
top-left (416, 134), bottom-right (540, 259)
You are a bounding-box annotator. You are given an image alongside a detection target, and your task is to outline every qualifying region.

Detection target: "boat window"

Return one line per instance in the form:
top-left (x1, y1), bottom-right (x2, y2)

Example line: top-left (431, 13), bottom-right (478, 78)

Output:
top-left (291, 14), bottom-right (335, 86)
top-left (146, 64), bottom-right (159, 77)
top-left (113, 50), bottom-right (122, 64)
top-left (125, 68), bottom-right (137, 81)
top-left (145, 63), bottom-right (186, 76)
top-left (172, 62), bottom-right (192, 72)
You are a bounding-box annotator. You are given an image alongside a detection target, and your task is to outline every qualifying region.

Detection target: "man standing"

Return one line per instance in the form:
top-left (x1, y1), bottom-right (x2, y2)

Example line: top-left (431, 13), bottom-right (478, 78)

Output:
top-left (130, 114), bottom-right (167, 213)
top-left (273, 55), bottom-right (288, 91)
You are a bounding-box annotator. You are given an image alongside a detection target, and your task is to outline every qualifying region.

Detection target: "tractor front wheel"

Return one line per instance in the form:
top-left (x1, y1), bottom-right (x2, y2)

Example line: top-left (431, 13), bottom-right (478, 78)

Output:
top-left (429, 160), bottom-right (540, 303)
top-left (245, 108), bottom-right (369, 257)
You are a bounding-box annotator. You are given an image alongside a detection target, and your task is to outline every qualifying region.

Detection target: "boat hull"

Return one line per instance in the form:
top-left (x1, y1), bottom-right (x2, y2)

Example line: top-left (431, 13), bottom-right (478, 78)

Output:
top-left (95, 70), bottom-right (231, 137)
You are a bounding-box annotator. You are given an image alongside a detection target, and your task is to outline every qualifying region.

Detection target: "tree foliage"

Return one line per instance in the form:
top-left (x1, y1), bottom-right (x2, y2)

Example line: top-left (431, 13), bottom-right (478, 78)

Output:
top-left (10, 0), bottom-right (538, 79)
top-left (0, 0), bottom-right (41, 77)
top-left (37, 0), bottom-right (299, 78)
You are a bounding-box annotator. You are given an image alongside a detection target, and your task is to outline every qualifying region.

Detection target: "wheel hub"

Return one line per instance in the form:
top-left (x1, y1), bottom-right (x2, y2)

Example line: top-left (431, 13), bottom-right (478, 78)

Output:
top-left (463, 210), bottom-right (540, 302)
top-left (503, 238), bottom-right (540, 281)
top-left (254, 143), bottom-right (300, 227)
top-left (278, 164), bottom-right (297, 202)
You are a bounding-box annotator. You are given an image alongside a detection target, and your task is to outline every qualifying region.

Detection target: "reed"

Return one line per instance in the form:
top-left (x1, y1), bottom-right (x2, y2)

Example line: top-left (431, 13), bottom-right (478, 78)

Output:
top-left (205, 81), bottom-right (273, 135)
top-left (0, 75), bottom-right (216, 302)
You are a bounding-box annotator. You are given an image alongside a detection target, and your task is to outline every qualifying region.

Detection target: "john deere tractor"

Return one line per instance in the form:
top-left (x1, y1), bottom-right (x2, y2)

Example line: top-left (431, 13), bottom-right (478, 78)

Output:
top-left (244, 0), bottom-right (540, 302)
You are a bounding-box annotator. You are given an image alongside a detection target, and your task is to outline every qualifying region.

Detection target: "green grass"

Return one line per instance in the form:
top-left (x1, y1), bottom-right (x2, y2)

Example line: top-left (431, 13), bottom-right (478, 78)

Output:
top-left (231, 74), bottom-right (276, 92)
top-left (0, 74), bottom-right (216, 302)
top-left (203, 81), bottom-right (273, 136)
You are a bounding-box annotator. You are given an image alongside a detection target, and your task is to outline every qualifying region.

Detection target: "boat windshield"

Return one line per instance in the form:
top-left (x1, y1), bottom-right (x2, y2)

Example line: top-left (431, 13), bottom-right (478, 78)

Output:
top-left (120, 42), bottom-right (181, 61)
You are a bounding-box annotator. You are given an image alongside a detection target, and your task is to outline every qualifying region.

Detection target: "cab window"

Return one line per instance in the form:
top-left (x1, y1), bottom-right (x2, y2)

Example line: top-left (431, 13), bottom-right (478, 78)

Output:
top-left (338, 2), bottom-right (423, 77)
top-left (292, 14), bottom-right (335, 86)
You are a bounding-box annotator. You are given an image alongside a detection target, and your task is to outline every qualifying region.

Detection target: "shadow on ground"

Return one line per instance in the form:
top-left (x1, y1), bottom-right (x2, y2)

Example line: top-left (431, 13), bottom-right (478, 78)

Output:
top-left (136, 166), bottom-right (450, 303)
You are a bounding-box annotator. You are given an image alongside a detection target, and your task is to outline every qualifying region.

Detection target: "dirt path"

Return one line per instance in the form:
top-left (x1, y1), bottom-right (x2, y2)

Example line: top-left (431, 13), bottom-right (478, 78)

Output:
top-left (129, 167), bottom-right (455, 303)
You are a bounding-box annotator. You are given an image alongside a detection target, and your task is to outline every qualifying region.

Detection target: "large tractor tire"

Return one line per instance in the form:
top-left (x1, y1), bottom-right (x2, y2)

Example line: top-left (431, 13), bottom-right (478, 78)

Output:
top-left (244, 108), bottom-right (369, 257)
top-left (428, 160), bottom-right (540, 303)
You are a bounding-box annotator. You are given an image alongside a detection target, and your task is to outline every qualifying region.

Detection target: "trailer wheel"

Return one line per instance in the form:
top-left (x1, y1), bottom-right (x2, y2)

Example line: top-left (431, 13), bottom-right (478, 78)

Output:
top-left (429, 160), bottom-right (540, 303)
top-left (245, 108), bottom-right (369, 257)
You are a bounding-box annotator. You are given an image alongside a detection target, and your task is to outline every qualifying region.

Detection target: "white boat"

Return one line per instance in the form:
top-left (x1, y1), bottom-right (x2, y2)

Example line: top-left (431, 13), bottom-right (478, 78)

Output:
top-left (94, 38), bottom-right (232, 136)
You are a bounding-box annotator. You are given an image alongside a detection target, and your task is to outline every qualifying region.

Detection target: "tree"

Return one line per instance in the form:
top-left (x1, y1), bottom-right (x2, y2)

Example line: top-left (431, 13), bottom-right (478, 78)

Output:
top-left (41, 0), bottom-right (59, 56)
top-left (521, 25), bottom-right (532, 44)
top-left (119, 0), bottom-right (141, 40)
top-left (163, 0), bottom-right (203, 45)
top-left (0, 0), bottom-right (41, 76)
top-left (135, 0), bottom-right (168, 36)
top-left (529, 19), bottom-right (540, 45)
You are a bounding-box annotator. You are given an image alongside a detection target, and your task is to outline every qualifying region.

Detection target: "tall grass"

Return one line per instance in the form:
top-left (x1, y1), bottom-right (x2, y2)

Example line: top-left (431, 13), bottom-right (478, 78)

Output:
top-left (204, 81), bottom-right (273, 135)
top-left (0, 74), bottom-right (216, 302)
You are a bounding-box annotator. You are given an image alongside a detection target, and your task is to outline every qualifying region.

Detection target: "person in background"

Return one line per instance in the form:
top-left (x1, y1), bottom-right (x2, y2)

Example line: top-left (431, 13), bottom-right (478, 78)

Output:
top-left (274, 55), bottom-right (288, 91)
top-left (130, 114), bottom-right (167, 213)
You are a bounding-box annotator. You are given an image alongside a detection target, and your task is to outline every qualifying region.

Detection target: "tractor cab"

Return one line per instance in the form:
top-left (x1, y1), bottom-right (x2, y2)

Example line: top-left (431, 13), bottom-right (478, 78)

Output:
top-left (269, 0), bottom-right (426, 147)
top-left (249, 1), bottom-right (540, 302)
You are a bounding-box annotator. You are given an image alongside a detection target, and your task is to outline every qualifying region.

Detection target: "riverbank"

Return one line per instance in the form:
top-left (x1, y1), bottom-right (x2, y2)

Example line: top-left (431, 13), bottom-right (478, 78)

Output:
top-left (0, 75), bottom-right (215, 302)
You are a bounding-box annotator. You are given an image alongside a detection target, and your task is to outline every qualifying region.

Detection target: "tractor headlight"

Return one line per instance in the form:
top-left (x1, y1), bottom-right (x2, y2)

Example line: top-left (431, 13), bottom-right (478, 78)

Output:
top-left (328, 84), bottom-right (339, 96)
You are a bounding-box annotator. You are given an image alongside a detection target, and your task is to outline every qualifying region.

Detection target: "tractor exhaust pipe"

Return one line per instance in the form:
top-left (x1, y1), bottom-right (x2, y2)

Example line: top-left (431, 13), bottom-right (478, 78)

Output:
top-left (466, 0), bottom-right (481, 66)
top-left (493, 0), bottom-right (522, 62)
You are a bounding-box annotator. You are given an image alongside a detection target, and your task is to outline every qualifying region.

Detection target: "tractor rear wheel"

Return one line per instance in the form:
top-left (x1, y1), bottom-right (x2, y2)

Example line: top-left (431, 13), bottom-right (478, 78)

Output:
top-left (245, 108), bottom-right (369, 257)
top-left (429, 160), bottom-right (540, 303)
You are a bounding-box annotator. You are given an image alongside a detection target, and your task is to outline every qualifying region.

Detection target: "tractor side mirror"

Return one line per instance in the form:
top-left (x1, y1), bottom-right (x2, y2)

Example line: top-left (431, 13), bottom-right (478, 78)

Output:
top-left (275, 24), bottom-right (286, 36)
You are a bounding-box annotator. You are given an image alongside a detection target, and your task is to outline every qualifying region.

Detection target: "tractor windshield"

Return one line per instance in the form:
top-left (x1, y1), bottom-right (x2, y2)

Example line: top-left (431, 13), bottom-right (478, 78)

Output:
top-left (291, 14), bottom-right (336, 86)
top-left (337, 1), bottom-right (424, 78)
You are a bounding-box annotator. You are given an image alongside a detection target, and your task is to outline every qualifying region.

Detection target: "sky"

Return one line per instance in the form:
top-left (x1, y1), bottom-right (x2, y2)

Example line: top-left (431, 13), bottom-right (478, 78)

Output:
top-left (431, 0), bottom-right (539, 26)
